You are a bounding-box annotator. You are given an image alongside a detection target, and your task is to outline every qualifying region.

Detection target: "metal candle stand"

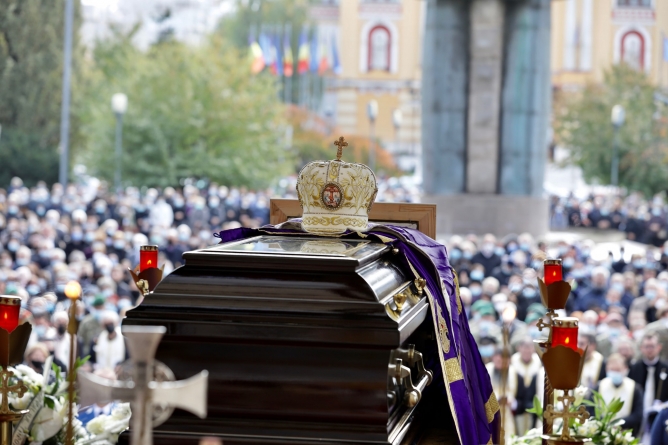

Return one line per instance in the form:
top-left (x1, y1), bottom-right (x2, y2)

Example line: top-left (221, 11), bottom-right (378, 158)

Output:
top-left (0, 297), bottom-right (32, 445)
top-left (535, 263), bottom-right (591, 445)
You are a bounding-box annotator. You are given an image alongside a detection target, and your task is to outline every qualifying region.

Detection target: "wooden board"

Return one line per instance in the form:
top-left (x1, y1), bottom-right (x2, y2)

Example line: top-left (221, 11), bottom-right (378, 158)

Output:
top-left (269, 199), bottom-right (437, 240)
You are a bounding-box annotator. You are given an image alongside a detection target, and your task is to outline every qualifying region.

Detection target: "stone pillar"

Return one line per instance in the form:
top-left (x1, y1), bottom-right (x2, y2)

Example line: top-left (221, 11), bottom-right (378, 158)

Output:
top-left (421, 0), bottom-right (469, 195)
top-left (499, 0), bottom-right (551, 196)
top-left (466, 0), bottom-right (505, 194)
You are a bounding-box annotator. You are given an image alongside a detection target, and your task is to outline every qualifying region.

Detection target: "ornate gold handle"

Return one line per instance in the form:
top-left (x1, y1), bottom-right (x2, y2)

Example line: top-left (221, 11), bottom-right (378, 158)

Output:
top-left (394, 292), bottom-right (408, 312)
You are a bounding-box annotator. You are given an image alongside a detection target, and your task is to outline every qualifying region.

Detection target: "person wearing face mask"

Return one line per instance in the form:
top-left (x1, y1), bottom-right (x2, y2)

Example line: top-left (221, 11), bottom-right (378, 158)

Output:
top-left (51, 311), bottom-right (80, 370)
top-left (630, 278), bottom-right (662, 321)
top-left (491, 258), bottom-right (513, 286)
top-left (13, 246), bottom-right (32, 269)
top-left (79, 296), bottom-right (106, 357)
top-left (471, 234), bottom-right (502, 276)
top-left (589, 353), bottom-right (643, 436)
top-left (23, 343), bottom-right (51, 375)
top-left (596, 312), bottom-right (629, 358)
top-left (516, 285), bottom-right (540, 322)
top-left (470, 301), bottom-right (501, 345)
top-left (91, 311), bottom-right (126, 371)
top-left (485, 346), bottom-right (516, 442)
top-left (576, 267), bottom-right (610, 312)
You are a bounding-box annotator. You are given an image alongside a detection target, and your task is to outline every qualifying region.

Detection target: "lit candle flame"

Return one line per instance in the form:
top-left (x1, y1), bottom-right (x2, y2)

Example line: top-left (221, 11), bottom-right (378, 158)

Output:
top-left (565, 337), bottom-right (570, 344)
top-left (147, 260), bottom-right (152, 265)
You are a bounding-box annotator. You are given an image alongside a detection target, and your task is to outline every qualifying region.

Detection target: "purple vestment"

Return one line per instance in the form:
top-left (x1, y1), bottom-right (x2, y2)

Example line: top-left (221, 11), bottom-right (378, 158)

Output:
top-left (214, 222), bottom-right (500, 445)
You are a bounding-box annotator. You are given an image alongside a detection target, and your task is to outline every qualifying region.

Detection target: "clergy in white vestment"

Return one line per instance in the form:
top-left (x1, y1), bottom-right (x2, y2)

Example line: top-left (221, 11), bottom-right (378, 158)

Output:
top-left (592, 353), bottom-right (644, 436)
top-left (511, 338), bottom-right (542, 436)
top-left (92, 311), bottom-right (125, 370)
top-left (578, 333), bottom-right (606, 389)
top-left (486, 347), bottom-right (517, 443)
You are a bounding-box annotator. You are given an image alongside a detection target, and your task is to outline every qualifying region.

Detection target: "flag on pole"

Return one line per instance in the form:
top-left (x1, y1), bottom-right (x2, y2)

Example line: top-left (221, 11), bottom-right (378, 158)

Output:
top-left (271, 32), bottom-right (282, 76)
top-left (249, 29), bottom-right (265, 74)
top-left (318, 31), bottom-right (330, 74)
top-left (331, 33), bottom-right (341, 75)
top-left (283, 28), bottom-right (294, 77)
top-left (663, 32), bottom-right (668, 62)
top-left (310, 30), bottom-right (319, 73)
top-left (260, 31), bottom-right (273, 68)
top-left (297, 28), bottom-right (310, 74)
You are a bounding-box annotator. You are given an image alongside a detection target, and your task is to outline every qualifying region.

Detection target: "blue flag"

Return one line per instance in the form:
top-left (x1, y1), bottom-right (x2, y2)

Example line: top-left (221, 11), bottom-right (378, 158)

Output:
top-left (331, 34), bottom-right (341, 75)
top-left (310, 31), bottom-right (319, 73)
top-left (663, 34), bottom-right (668, 62)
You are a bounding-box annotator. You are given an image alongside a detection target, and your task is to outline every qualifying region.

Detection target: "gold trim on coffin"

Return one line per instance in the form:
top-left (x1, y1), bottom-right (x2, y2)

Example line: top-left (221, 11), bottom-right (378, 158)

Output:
top-left (444, 358), bottom-right (463, 383)
top-left (485, 393), bottom-right (500, 424)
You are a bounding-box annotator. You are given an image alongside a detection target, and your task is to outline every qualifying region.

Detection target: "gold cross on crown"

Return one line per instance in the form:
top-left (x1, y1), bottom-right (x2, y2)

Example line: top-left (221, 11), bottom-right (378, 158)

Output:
top-left (334, 136), bottom-right (348, 161)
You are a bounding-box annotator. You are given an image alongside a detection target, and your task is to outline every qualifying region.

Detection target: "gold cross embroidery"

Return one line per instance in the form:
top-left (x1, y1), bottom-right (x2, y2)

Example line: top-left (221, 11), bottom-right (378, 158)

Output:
top-left (0, 369), bottom-right (27, 414)
top-left (334, 136), bottom-right (348, 161)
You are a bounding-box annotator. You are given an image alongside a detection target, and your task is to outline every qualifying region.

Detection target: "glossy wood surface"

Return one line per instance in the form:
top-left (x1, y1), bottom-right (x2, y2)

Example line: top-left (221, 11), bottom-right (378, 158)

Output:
top-left (122, 236), bottom-right (446, 444)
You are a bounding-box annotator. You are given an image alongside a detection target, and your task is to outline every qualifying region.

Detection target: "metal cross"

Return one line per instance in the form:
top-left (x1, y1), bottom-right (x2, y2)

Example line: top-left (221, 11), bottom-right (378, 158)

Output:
top-left (0, 370), bottom-right (26, 414)
top-left (78, 326), bottom-right (208, 445)
top-left (536, 308), bottom-right (558, 343)
top-left (334, 136), bottom-right (348, 161)
top-left (544, 392), bottom-right (590, 441)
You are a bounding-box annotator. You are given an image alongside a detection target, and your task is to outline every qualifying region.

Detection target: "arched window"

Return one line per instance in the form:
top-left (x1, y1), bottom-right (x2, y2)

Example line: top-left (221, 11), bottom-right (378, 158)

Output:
top-left (617, 0), bottom-right (651, 7)
top-left (368, 26), bottom-right (391, 71)
top-left (621, 31), bottom-right (644, 70)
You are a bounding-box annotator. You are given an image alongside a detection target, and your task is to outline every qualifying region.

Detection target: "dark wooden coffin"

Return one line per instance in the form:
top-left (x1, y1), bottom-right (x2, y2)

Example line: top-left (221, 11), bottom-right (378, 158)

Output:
top-left (123, 235), bottom-right (454, 444)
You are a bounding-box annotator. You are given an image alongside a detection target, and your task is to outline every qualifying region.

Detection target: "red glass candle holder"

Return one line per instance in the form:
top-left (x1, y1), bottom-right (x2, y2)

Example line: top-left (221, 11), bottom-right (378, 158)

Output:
top-left (552, 317), bottom-right (579, 351)
top-left (0, 296), bottom-right (21, 333)
top-left (544, 259), bottom-right (563, 286)
top-left (140, 245), bottom-right (159, 272)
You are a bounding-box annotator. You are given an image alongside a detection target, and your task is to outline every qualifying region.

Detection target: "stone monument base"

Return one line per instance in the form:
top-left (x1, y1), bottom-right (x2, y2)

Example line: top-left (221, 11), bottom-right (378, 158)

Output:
top-left (423, 194), bottom-right (549, 238)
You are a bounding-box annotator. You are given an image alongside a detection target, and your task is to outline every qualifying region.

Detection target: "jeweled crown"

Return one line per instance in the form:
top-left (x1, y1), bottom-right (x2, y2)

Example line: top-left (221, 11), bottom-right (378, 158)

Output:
top-left (296, 136), bottom-right (378, 235)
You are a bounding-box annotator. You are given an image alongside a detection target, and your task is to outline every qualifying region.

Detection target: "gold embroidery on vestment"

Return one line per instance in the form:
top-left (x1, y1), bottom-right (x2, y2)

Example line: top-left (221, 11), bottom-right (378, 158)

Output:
top-left (451, 267), bottom-right (462, 314)
top-left (444, 358), bottom-right (463, 383)
top-left (485, 393), bottom-right (500, 423)
top-left (437, 308), bottom-right (451, 353)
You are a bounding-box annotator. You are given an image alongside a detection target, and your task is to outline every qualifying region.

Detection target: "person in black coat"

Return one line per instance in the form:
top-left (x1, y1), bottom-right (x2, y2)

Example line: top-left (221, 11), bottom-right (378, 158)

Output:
top-left (628, 333), bottom-right (668, 436)
top-left (628, 333), bottom-right (668, 404)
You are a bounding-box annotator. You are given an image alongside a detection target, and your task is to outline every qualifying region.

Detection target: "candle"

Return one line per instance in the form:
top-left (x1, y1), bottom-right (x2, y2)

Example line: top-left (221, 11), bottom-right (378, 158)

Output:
top-left (552, 317), bottom-right (579, 351)
top-left (544, 259), bottom-right (563, 286)
top-left (64, 281), bottom-right (81, 300)
top-left (140, 245), bottom-right (159, 272)
top-left (0, 296), bottom-right (21, 333)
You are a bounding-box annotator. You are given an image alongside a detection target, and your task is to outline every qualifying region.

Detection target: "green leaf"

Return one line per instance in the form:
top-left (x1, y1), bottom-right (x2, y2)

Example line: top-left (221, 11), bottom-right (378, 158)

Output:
top-left (526, 396), bottom-right (543, 417)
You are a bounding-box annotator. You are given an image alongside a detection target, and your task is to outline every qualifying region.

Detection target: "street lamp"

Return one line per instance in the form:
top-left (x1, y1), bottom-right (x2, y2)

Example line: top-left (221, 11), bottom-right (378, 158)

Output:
top-left (111, 93), bottom-right (128, 192)
top-left (367, 100), bottom-right (378, 171)
top-left (392, 109), bottom-right (402, 153)
top-left (611, 104), bottom-right (625, 187)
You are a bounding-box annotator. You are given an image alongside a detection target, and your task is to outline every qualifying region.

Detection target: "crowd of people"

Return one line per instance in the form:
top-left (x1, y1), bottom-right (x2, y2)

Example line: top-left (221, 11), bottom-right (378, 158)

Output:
top-left (550, 190), bottom-right (668, 247)
top-left (4, 173), bottom-right (668, 442)
top-left (447, 232), bottom-right (668, 442)
top-left (0, 174), bottom-right (419, 375)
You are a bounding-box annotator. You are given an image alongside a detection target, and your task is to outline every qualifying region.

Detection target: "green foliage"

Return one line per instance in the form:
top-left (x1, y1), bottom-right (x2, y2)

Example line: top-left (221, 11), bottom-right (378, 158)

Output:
top-left (526, 395), bottom-right (543, 418)
top-left (555, 65), bottom-right (668, 196)
top-left (0, 0), bottom-right (81, 187)
top-left (76, 35), bottom-right (291, 188)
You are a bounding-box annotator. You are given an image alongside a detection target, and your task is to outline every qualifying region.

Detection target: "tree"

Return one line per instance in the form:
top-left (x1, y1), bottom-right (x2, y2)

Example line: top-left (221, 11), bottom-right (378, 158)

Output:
top-left (555, 65), bottom-right (668, 196)
top-left (76, 35), bottom-right (292, 189)
top-left (0, 0), bottom-right (81, 187)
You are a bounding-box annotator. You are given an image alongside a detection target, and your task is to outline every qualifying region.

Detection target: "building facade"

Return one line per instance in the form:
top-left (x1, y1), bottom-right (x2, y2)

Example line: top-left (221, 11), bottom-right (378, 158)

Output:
top-left (311, 0), bottom-right (425, 170)
top-left (551, 0), bottom-right (668, 89)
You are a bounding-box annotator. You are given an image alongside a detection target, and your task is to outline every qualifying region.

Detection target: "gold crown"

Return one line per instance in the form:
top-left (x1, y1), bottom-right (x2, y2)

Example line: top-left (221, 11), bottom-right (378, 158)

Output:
top-left (296, 136), bottom-right (378, 235)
